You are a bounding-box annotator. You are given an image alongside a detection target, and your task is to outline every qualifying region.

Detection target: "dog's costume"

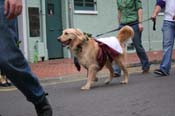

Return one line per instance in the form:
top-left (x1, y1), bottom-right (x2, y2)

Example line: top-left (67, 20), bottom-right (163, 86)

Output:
top-left (95, 36), bottom-right (123, 69)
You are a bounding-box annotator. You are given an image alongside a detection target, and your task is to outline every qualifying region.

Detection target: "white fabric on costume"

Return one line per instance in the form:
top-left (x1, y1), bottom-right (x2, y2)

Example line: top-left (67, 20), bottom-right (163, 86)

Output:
top-left (95, 36), bottom-right (123, 54)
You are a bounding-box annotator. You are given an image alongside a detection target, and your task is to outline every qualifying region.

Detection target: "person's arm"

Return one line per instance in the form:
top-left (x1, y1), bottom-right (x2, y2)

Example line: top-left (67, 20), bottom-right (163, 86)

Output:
top-left (152, 5), bottom-right (162, 19)
top-left (4, 0), bottom-right (22, 20)
top-left (151, 0), bottom-right (165, 19)
top-left (117, 10), bottom-right (121, 24)
top-left (136, 0), bottom-right (143, 32)
top-left (138, 8), bottom-right (143, 32)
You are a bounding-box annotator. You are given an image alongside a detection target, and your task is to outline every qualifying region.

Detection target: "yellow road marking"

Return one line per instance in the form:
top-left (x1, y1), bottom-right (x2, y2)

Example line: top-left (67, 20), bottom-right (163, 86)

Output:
top-left (0, 78), bottom-right (86, 92)
top-left (0, 87), bottom-right (17, 92)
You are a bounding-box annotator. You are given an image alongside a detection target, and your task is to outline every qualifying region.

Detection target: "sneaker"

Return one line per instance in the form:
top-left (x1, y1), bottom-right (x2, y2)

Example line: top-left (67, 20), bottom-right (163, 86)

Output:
top-left (154, 69), bottom-right (169, 76)
top-left (113, 73), bottom-right (121, 77)
top-left (142, 68), bottom-right (149, 74)
top-left (35, 96), bottom-right (53, 116)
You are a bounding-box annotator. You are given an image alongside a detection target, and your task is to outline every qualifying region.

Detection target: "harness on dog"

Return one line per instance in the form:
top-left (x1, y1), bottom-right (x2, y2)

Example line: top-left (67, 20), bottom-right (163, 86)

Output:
top-left (74, 36), bottom-right (120, 70)
top-left (74, 36), bottom-right (89, 55)
top-left (96, 36), bottom-right (123, 54)
top-left (95, 39), bottom-right (120, 70)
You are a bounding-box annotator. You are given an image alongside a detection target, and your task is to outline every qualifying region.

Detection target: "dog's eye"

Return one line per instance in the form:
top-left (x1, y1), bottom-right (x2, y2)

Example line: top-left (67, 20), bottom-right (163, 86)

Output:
top-left (65, 32), bottom-right (68, 35)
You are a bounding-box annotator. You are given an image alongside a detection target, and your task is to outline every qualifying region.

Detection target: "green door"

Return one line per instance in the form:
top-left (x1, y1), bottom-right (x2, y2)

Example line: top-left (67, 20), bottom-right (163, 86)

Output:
top-left (46, 0), bottom-right (63, 59)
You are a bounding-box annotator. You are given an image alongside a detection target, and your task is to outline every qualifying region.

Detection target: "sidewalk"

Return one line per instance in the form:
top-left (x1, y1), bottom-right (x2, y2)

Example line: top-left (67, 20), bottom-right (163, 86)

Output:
top-left (30, 50), bottom-right (175, 80)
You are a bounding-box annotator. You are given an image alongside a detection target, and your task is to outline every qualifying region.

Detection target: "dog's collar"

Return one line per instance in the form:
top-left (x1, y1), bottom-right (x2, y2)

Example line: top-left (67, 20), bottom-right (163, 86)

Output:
top-left (74, 37), bottom-right (89, 54)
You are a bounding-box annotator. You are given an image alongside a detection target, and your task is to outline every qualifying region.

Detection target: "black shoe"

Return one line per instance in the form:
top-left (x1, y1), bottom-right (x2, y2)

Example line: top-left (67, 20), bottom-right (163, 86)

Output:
top-left (113, 73), bottom-right (121, 77)
top-left (154, 69), bottom-right (169, 76)
top-left (7, 82), bottom-right (12, 86)
top-left (35, 96), bottom-right (53, 116)
top-left (0, 83), bottom-right (9, 87)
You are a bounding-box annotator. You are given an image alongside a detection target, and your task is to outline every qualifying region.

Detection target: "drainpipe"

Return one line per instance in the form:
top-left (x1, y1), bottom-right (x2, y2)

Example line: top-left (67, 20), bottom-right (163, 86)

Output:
top-left (68, 0), bottom-right (74, 28)
top-left (68, 0), bottom-right (74, 58)
top-left (18, 0), bottom-right (28, 59)
top-left (147, 0), bottom-right (151, 51)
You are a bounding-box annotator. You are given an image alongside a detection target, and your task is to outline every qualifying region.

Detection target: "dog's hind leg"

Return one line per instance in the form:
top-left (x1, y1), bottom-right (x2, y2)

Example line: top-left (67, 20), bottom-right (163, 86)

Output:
top-left (114, 57), bottom-right (128, 84)
top-left (104, 60), bottom-right (114, 84)
top-left (81, 64), bottom-right (98, 90)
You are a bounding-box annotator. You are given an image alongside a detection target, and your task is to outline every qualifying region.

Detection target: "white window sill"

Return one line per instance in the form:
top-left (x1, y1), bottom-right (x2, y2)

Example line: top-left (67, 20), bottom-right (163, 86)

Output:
top-left (74, 10), bottom-right (98, 15)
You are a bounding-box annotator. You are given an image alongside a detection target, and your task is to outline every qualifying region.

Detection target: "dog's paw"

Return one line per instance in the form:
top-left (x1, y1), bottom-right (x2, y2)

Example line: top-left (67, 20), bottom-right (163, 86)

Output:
top-left (120, 80), bottom-right (128, 84)
top-left (81, 85), bottom-right (90, 90)
top-left (104, 79), bottom-right (111, 85)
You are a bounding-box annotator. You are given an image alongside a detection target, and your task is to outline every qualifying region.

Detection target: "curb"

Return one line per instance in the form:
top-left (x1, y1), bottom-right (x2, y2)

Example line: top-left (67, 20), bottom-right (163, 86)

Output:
top-left (40, 60), bottom-right (175, 84)
top-left (1, 60), bottom-right (175, 91)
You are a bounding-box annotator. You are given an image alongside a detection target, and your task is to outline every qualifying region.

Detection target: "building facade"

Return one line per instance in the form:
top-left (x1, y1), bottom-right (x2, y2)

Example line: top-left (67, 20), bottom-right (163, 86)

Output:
top-left (17, 0), bottom-right (174, 62)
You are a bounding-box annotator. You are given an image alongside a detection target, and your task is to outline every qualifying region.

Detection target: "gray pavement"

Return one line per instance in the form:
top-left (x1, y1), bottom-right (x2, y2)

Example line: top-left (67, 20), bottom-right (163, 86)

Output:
top-left (0, 64), bottom-right (175, 116)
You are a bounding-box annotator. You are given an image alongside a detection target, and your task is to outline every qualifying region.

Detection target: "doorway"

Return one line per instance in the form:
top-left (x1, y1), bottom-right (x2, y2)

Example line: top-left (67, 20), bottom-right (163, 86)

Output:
top-left (46, 0), bottom-right (63, 59)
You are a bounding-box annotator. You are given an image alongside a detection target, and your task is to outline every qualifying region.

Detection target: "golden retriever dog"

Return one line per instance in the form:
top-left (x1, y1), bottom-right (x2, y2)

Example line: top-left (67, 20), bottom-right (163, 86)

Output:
top-left (58, 26), bottom-right (134, 90)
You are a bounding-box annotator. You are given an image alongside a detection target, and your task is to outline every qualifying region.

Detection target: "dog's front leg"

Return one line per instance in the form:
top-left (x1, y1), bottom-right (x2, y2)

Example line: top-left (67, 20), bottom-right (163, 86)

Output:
top-left (81, 65), bottom-right (98, 90)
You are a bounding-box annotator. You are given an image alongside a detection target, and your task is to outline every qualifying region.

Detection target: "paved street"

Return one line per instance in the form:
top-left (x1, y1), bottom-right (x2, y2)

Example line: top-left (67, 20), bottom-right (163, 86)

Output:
top-left (0, 67), bottom-right (175, 116)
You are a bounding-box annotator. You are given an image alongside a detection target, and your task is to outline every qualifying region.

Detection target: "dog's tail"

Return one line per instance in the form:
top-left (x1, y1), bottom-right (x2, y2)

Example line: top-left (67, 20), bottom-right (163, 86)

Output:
top-left (117, 26), bottom-right (134, 43)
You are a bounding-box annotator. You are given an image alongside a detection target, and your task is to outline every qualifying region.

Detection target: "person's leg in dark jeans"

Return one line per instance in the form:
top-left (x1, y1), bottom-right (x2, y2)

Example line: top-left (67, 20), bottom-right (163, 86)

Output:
top-left (131, 24), bottom-right (150, 73)
top-left (0, 2), bottom-right (52, 116)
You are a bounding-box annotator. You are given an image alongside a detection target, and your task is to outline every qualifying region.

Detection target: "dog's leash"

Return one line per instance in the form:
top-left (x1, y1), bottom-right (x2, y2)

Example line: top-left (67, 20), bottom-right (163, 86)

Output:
top-left (96, 18), bottom-right (155, 37)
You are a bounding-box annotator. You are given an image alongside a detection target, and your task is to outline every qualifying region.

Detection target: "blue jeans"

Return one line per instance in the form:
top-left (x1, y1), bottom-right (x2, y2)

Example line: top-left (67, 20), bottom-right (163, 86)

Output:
top-left (159, 20), bottom-right (175, 74)
top-left (0, 0), bottom-right (45, 105)
top-left (113, 24), bottom-right (150, 74)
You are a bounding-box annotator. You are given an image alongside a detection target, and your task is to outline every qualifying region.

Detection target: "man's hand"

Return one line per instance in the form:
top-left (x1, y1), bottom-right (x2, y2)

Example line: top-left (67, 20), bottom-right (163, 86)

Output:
top-left (4, 0), bottom-right (22, 20)
top-left (151, 15), bottom-right (156, 22)
top-left (138, 23), bottom-right (143, 32)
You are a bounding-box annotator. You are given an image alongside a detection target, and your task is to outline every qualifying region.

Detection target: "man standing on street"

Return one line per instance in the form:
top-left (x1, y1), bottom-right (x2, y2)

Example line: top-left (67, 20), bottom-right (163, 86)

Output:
top-left (152, 0), bottom-right (175, 76)
top-left (0, 0), bottom-right (53, 115)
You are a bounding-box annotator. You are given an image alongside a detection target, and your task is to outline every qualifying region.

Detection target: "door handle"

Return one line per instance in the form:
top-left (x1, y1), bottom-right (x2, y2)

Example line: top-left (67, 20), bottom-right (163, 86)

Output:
top-left (49, 29), bottom-right (55, 31)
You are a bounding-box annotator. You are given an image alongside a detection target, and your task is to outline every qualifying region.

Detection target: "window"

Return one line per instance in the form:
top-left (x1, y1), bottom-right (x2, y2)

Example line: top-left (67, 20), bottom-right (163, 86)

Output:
top-left (74, 0), bottom-right (97, 14)
top-left (28, 7), bottom-right (40, 37)
top-left (48, 3), bottom-right (54, 16)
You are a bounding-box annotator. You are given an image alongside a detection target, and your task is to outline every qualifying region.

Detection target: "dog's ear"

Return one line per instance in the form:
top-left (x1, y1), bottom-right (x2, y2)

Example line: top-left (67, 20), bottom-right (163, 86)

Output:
top-left (75, 28), bottom-right (82, 32)
top-left (75, 28), bottom-right (83, 35)
top-left (75, 28), bottom-right (85, 40)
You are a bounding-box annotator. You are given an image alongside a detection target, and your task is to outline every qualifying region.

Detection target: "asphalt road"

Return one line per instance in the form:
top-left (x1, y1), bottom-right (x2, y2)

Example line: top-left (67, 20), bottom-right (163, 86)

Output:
top-left (0, 69), bottom-right (175, 116)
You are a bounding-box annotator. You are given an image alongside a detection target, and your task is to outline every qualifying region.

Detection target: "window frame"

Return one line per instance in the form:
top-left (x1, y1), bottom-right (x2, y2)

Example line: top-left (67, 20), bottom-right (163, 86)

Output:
top-left (28, 7), bottom-right (41, 37)
top-left (74, 0), bottom-right (98, 15)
